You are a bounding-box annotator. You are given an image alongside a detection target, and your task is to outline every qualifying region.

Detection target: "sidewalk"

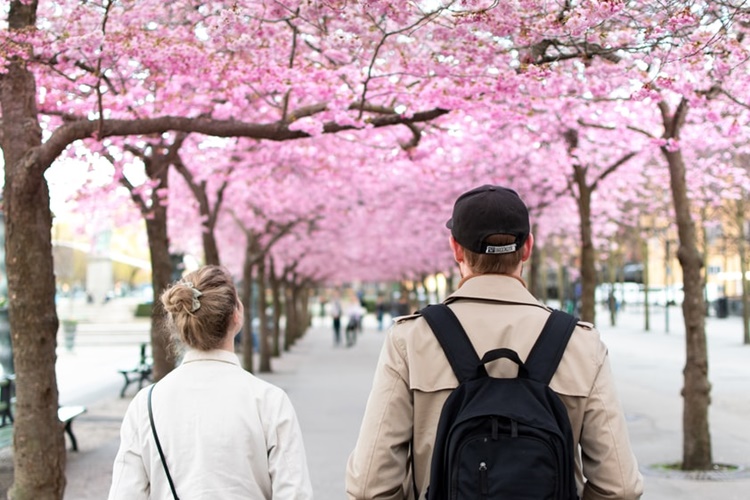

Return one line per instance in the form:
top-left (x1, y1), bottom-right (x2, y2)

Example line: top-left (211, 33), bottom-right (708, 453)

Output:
top-left (2, 305), bottom-right (750, 498)
top-left (596, 304), bottom-right (750, 499)
top-left (56, 318), bottom-right (383, 499)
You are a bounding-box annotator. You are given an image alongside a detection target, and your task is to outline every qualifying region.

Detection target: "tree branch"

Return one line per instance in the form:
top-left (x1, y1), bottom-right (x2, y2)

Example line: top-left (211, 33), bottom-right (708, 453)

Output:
top-left (99, 147), bottom-right (149, 213)
top-left (591, 151), bottom-right (638, 191)
top-left (357, 8), bottom-right (445, 118)
top-left (626, 124), bottom-right (656, 139)
top-left (95, 0), bottom-right (115, 139)
top-left (281, 13), bottom-right (301, 122)
top-left (36, 107), bottom-right (450, 171)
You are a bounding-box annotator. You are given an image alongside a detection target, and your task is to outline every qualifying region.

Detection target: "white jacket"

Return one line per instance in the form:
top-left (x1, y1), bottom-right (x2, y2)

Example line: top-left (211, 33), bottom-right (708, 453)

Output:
top-left (109, 349), bottom-right (313, 500)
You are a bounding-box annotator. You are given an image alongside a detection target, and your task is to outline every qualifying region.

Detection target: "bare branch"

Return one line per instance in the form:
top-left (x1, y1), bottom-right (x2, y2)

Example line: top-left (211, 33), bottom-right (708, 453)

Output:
top-left (99, 147), bottom-right (149, 213)
top-left (718, 87), bottom-right (750, 110)
top-left (282, 13), bottom-right (301, 121)
top-left (36, 107), bottom-right (450, 171)
top-left (626, 124), bottom-right (656, 139)
top-left (660, 97), bottom-right (689, 139)
top-left (357, 8), bottom-right (445, 118)
top-left (591, 151), bottom-right (638, 191)
top-left (95, 0), bottom-right (115, 139)
top-left (521, 39), bottom-right (623, 65)
top-left (400, 122), bottom-right (422, 150)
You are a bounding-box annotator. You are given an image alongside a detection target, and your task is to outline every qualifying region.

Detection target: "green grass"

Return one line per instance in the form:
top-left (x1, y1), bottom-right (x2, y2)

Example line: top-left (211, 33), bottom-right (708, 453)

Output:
top-left (134, 302), bottom-right (152, 317)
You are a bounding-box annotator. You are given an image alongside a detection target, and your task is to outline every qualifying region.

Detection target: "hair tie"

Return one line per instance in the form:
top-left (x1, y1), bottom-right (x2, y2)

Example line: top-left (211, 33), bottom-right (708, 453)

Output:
top-left (183, 281), bottom-right (202, 312)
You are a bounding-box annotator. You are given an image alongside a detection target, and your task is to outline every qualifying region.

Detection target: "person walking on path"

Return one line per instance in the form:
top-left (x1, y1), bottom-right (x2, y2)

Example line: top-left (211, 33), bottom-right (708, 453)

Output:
top-left (375, 295), bottom-right (387, 332)
top-left (330, 291), bottom-right (343, 346)
top-left (346, 184), bottom-right (643, 499)
top-left (108, 265), bottom-right (313, 500)
top-left (343, 289), bottom-right (365, 347)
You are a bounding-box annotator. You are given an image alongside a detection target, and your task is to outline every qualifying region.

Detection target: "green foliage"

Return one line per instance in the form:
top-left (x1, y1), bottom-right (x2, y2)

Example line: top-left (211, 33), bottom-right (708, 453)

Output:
top-left (361, 298), bottom-right (376, 313)
top-left (134, 302), bottom-right (152, 318)
top-left (61, 319), bottom-right (78, 332)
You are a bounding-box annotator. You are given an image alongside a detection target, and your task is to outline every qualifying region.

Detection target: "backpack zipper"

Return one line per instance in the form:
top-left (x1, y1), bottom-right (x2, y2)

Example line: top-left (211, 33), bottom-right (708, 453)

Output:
top-left (479, 461), bottom-right (488, 495)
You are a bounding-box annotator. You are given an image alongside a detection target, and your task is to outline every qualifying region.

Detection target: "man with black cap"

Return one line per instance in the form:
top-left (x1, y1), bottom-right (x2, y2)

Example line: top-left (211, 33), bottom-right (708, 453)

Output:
top-left (346, 185), bottom-right (643, 499)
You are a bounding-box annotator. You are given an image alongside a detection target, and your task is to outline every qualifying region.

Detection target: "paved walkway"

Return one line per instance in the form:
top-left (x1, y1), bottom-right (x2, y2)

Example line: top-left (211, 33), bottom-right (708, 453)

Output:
top-left (1, 301), bottom-right (750, 499)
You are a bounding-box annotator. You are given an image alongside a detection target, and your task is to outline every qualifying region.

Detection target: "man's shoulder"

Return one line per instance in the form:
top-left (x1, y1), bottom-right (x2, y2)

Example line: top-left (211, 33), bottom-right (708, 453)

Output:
top-left (393, 311), bottom-right (421, 325)
top-left (575, 319), bottom-right (595, 331)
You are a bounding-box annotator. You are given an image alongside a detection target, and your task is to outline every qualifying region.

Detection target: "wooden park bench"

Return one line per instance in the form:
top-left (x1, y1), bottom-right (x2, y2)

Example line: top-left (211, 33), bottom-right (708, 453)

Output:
top-left (0, 376), bottom-right (85, 452)
top-left (118, 342), bottom-right (153, 397)
top-left (58, 405), bottom-right (86, 451)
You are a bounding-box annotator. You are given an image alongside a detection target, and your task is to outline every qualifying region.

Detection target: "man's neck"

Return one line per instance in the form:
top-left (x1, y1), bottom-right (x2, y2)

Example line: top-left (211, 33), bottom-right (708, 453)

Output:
top-left (458, 272), bottom-right (527, 289)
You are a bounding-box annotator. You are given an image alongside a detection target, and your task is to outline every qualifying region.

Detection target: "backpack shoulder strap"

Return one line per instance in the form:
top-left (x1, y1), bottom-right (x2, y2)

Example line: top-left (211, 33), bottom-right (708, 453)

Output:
top-left (523, 310), bottom-right (579, 385)
top-left (420, 304), bottom-right (486, 383)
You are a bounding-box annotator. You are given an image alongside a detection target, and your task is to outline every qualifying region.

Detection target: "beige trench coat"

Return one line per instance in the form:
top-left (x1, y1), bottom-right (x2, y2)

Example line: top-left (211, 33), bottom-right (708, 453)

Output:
top-left (346, 275), bottom-right (643, 500)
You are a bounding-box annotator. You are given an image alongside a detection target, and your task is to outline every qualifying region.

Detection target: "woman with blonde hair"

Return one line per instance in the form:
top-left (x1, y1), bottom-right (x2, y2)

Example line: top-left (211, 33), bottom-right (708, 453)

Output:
top-left (109, 265), bottom-right (313, 499)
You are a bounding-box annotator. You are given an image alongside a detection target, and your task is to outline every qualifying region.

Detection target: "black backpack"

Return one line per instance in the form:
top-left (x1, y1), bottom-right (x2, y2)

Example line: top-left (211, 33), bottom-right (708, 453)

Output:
top-left (419, 304), bottom-right (580, 500)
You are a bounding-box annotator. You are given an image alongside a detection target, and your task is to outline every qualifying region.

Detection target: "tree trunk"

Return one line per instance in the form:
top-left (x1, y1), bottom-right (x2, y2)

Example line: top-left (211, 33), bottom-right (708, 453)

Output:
top-left (143, 213), bottom-right (176, 381)
top-left (608, 245), bottom-right (617, 327)
top-left (736, 203), bottom-right (750, 345)
top-left (257, 258), bottom-right (272, 373)
top-left (574, 165), bottom-right (597, 324)
top-left (660, 99), bottom-right (712, 470)
top-left (240, 244), bottom-right (255, 373)
top-left (445, 269), bottom-right (456, 295)
top-left (642, 235), bottom-right (651, 332)
top-left (700, 207), bottom-right (711, 319)
top-left (268, 257), bottom-right (282, 357)
top-left (196, 185), bottom-right (221, 266)
top-left (1, 2), bottom-right (67, 496)
top-left (539, 244), bottom-right (548, 303)
top-left (171, 140), bottom-right (229, 267)
top-left (3, 161), bottom-right (66, 500)
top-left (740, 241), bottom-right (749, 345)
top-left (291, 282), bottom-right (306, 342)
top-left (555, 249), bottom-right (566, 310)
top-left (202, 230), bottom-right (221, 267)
top-left (120, 137), bottom-right (187, 380)
top-left (528, 222), bottom-right (542, 298)
top-left (284, 281), bottom-right (296, 351)
top-left (299, 285), bottom-right (311, 335)
top-left (131, 147), bottom-right (180, 381)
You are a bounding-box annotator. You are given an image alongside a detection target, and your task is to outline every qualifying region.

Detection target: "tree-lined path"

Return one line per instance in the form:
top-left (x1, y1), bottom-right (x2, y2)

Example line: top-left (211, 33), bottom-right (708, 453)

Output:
top-left (2, 303), bottom-right (748, 499)
top-left (4, 2), bottom-right (750, 496)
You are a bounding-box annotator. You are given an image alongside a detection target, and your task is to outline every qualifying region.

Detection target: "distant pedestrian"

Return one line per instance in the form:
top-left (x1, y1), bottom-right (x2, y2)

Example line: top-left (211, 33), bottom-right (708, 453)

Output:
top-left (608, 289), bottom-right (618, 326)
top-left (344, 290), bottom-right (365, 347)
top-left (108, 265), bottom-right (312, 500)
top-left (375, 296), bottom-right (387, 331)
top-left (330, 292), bottom-right (343, 346)
top-left (394, 294), bottom-right (411, 317)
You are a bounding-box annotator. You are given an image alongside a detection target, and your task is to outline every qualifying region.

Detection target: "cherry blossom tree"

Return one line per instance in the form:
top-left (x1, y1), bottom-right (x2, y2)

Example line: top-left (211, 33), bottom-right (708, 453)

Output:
top-left (0, 1), bottom-right (456, 495)
top-left (5, 1), bottom-right (750, 497)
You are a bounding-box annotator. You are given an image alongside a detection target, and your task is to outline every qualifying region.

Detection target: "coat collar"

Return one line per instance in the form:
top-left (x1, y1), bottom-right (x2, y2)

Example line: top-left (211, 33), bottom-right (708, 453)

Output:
top-left (446, 274), bottom-right (545, 308)
top-left (182, 348), bottom-right (242, 367)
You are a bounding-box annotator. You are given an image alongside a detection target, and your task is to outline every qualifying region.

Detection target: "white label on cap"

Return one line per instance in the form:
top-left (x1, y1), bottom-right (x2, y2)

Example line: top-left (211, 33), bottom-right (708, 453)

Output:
top-left (486, 244), bottom-right (517, 254)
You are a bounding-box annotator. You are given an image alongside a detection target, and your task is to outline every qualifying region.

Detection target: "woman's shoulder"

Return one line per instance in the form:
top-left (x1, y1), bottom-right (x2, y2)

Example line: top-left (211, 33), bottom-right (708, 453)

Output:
top-left (237, 370), bottom-right (290, 400)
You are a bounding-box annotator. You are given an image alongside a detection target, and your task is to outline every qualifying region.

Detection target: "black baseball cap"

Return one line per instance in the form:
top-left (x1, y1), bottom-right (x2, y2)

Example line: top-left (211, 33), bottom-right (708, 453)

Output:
top-left (446, 185), bottom-right (530, 254)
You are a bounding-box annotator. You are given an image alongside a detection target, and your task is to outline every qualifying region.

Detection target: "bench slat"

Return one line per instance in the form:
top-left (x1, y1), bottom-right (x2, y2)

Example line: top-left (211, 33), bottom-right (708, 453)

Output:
top-left (58, 405), bottom-right (87, 451)
top-left (58, 406), bottom-right (86, 422)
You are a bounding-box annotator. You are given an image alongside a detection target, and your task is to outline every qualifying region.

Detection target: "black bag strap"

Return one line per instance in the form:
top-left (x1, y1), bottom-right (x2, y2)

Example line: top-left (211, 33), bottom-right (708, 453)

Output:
top-left (420, 304), bottom-right (486, 383)
top-left (522, 310), bottom-right (579, 385)
top-left (148, 384), bottom-right (180, 500)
